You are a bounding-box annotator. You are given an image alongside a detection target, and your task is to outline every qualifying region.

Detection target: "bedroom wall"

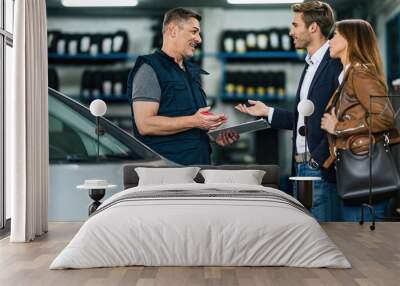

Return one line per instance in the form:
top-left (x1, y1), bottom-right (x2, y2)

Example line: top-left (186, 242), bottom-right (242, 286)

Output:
top-left (44, 1), bottom-right (398, 221)
top-left (47, 7), bottom-right (298, 180)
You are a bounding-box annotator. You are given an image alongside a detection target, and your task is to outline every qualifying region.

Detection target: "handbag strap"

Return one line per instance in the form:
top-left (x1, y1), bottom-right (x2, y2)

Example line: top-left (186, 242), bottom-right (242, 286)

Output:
top-left (345, 134), bottom-right (376, 150)
top-left (345, 133), bottom-right (391, 155)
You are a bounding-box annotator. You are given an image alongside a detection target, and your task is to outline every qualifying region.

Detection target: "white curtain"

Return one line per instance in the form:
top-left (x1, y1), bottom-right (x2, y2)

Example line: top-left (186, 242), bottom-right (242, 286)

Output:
top-left (6, 0), bottom-right (48, 242)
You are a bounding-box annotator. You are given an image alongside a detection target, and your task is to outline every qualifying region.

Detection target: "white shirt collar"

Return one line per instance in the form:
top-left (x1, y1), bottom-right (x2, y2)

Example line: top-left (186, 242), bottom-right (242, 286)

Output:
top-left (338, 64), bottom-right (351, 84)
top-left (305, 41), bottom-right (329, 66)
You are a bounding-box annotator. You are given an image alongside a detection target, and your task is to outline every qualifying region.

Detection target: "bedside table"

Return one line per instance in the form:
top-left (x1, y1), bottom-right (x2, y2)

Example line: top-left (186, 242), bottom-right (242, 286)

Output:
top-left (77, 180), bottom-right (117, 215)
top-left (289, 176), bottom-right (321, 210)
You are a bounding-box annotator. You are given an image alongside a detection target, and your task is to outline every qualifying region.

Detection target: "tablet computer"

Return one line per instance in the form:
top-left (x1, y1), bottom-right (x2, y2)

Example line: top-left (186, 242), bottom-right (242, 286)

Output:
top-left (207, 118), bottom-right (269, 140)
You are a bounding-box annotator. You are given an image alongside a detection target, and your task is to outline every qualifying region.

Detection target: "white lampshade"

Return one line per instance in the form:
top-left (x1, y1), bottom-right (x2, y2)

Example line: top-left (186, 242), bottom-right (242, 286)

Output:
top-left (297, 99), bottom-right (314, 116)
top-left (89, 99), bottom-right (107, 117)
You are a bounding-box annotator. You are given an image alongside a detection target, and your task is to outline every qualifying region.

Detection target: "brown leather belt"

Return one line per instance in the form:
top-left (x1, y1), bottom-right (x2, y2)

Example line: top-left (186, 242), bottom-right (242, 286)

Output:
top-left (294, 152), bottom-right (311, 163)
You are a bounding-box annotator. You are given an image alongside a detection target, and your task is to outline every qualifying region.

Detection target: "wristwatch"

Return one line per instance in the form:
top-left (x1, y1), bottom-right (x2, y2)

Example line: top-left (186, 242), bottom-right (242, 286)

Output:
top-left (308, 158), bottom-right (319, 170)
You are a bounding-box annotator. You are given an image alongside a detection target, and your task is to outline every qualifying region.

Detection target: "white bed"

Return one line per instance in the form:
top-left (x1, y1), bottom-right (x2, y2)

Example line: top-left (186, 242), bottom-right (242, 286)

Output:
top-left (50, 183), bottom-right (351, 269)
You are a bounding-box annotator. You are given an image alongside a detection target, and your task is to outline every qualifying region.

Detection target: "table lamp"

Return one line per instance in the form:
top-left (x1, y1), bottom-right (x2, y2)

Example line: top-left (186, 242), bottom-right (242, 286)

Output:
top-left (297, 99), bottom-right (315, 162)
top-left (89, 99), bottom-right (107, 160)
top-left (294, 99), bottom-right (316, 209)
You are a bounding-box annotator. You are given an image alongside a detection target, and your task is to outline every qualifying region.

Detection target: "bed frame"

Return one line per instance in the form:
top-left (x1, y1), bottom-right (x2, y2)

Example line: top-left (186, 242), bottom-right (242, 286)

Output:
top-left (123, 164), bottom-right (280, 190)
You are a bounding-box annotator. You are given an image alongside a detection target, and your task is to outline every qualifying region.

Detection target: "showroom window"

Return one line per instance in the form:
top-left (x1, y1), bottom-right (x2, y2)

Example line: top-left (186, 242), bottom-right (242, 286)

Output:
top-left (0, 0), bottom-right (14, 231)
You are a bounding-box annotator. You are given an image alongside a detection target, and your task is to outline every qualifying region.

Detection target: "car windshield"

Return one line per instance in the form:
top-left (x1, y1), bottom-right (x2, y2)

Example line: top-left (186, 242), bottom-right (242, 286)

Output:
top-left (48, 88), bottom-right (160, 163)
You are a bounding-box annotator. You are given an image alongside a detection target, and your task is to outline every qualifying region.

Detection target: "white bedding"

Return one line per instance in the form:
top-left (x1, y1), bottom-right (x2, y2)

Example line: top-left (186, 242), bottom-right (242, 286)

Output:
top-left (50, 183), bottom-right (351, 269)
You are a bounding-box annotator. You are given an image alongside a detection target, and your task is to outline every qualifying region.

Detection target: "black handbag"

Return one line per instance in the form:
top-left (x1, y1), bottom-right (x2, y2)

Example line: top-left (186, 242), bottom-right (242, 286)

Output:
top-left (336, 134), bottom-right (400, 205)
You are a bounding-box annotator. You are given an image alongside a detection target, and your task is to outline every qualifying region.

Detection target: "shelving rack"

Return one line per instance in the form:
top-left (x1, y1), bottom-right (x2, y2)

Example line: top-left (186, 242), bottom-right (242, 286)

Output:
top-left (49, 50), bottom-right (304, 102)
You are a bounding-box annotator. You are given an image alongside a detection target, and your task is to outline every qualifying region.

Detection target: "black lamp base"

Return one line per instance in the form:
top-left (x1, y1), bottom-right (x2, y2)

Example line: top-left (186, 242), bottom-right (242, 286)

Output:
top-left (297, 180), bottom-right (313, 210)
top-left (88, 188), bottom-right (105, 215)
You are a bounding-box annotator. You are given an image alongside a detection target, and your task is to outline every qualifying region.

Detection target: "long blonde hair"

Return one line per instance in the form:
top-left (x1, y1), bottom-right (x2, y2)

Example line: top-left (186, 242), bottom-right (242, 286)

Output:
top-left (336, 19), bottom-right (387, 90)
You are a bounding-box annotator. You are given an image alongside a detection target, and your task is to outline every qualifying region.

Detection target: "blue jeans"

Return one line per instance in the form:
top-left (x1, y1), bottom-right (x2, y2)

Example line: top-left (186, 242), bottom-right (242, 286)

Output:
top-left (294, 162), bottom-right (341, 222)
top-left (341, 200), bottom-right (388, 222)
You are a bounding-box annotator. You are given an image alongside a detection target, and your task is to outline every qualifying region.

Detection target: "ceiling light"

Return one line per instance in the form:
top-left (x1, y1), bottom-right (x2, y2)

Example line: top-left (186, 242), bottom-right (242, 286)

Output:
top-left (61, 0), bottom-right (138, 7)
top-left (227, 0), bottom-right (304, 4)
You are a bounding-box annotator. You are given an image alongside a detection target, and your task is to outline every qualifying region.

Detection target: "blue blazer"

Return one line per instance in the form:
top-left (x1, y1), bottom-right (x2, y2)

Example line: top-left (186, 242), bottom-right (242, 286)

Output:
top-left (271, 50), bottom-right (342, 182)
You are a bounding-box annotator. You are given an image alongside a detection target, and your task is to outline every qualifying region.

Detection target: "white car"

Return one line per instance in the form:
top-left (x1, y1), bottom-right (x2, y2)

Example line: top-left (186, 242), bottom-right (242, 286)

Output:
top-left (48, 88), bottom-right (173, 221)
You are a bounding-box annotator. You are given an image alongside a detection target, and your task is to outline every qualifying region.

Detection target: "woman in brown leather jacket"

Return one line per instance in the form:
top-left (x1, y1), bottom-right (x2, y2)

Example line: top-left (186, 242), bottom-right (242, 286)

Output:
top-left (320, 19), bottom-right (396, 221)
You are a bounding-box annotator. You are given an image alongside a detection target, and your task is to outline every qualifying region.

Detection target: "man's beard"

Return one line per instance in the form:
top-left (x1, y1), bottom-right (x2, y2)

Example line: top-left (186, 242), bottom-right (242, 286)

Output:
top-left (183, 47), bottom-right (196, 60)
top-left (296, 36), bottom-right (311, 49)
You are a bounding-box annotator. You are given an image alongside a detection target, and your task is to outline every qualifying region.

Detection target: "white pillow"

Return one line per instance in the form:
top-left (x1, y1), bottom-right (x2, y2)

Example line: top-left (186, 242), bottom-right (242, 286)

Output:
top-left (135, 167), bottom-right (200, 186)
top-left (200, 169), bottom-right (266, 185)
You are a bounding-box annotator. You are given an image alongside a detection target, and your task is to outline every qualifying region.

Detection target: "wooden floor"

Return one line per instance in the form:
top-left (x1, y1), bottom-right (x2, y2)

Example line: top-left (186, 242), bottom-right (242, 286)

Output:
top-left (0, 222), bottom-right (399, 286)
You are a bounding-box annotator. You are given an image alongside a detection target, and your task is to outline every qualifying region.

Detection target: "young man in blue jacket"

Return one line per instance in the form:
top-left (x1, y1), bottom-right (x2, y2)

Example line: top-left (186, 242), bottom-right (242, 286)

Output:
top-left (236, 1), bottom-right (343, 221)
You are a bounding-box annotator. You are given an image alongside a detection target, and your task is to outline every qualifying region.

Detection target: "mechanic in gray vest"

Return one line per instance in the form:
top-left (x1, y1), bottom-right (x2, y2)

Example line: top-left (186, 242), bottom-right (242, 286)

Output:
top-left (128, 8), bottom-right (238, 165)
